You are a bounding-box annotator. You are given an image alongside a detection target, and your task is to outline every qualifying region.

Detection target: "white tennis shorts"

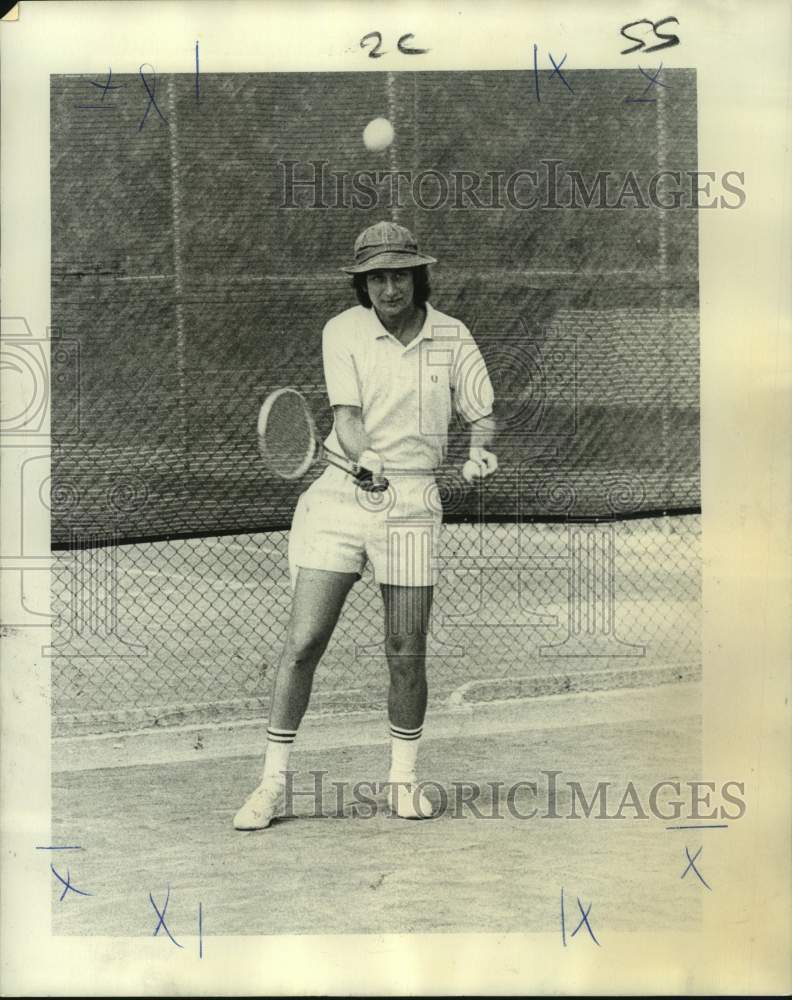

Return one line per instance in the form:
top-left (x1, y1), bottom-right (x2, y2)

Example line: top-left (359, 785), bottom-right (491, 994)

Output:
top-left (287, 465), bottom-right (443, 590)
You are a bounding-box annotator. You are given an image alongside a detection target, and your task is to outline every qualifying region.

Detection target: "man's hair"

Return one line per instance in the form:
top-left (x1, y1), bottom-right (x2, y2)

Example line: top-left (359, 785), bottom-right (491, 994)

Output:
top-left (352, 266), bottom-right (431, 309)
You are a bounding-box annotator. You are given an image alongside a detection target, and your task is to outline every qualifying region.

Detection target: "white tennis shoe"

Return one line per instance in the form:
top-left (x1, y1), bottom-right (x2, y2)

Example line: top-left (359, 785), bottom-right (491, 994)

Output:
top-left (233, 778), bottom-right (285, 830)
top-left (386, 775), bottom-right (435, 820)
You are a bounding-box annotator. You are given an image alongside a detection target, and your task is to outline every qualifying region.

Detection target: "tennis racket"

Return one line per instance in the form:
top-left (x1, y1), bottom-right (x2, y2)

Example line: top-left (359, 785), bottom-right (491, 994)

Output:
top-left (257, 387), bottom-right (389, 492)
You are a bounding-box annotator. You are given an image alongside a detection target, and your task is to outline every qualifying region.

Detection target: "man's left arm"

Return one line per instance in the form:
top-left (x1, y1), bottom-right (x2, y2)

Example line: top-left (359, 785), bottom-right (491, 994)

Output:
top-left (469, 414), bottom-right (497, 450)
top-left (454, 329), bottom-right (498, 480)
top-left (467, 415), bottom-right (498, 479)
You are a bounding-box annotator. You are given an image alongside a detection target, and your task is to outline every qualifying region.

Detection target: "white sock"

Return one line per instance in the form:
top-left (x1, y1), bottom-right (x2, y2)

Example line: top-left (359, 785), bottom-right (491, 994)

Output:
top-left (262, 727), bottom-right (297, 785)
top-left (389, 722), bottom-right (423, 782)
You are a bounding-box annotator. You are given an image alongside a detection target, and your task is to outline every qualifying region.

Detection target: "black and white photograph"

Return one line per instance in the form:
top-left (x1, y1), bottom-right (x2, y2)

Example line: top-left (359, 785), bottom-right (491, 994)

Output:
top-left (50, 55), bottom-right (704, 931)
top-left (1, 1), bottom-right (789, 995)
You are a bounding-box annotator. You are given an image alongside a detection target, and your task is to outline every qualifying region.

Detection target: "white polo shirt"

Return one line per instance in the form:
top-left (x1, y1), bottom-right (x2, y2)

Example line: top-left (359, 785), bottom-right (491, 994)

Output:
top-left (321, 302), bottom-right (494, 473)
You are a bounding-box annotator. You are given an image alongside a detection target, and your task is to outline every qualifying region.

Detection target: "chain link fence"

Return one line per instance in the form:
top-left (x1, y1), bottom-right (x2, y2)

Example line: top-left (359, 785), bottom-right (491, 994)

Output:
top-left (51, 514), bottom-right (701, 736)
top-left (48, 71), bottom-right (701, 737)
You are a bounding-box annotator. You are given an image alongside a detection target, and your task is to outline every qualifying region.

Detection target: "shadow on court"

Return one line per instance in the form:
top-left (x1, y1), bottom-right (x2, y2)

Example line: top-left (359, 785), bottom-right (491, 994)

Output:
top-left (51, 683), bottom-right (705, 938)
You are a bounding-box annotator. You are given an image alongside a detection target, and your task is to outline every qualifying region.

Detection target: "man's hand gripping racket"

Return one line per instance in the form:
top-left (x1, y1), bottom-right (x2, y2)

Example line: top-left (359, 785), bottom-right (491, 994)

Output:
top-left (257, 388), bottom-right (389, 493)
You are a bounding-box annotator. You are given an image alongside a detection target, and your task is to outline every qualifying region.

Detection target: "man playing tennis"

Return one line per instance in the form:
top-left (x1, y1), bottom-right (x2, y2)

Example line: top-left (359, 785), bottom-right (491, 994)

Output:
top-left (235, 221), bottom-right (497, 829)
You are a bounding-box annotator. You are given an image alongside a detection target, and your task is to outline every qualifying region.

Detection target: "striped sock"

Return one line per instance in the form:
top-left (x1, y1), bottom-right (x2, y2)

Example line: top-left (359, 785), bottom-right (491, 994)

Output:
top-left (262, 727), bottom-right (297, 785)
top-left (389, 723), bottom-right (423, 782)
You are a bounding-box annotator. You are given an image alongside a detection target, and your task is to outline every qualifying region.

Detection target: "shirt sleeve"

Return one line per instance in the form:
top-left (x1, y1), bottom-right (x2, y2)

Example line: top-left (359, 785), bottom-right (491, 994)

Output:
top-left (453, 326), bottom-right (495, 423)
top-left (322, 320), bottom-right (361, 407)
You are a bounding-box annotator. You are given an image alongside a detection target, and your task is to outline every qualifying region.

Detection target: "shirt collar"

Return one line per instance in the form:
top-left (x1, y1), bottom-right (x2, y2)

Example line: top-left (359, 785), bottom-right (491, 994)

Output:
top-left (368, 302), bottom-right (435, 343)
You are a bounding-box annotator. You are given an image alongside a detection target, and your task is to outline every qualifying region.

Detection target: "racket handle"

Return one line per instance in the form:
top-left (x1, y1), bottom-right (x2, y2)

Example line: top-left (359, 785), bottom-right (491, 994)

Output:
top-left (322, 452), bottom-right (389, 492)
top-left (357, 449), bottom-right (387, 492)
top-left (354, 468), bottom-right (389, 493)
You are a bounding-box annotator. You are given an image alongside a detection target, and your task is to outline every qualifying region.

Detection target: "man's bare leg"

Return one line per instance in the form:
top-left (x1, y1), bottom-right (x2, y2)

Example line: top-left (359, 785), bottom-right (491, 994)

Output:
top-left (234, 568), bottom-right (356, 829)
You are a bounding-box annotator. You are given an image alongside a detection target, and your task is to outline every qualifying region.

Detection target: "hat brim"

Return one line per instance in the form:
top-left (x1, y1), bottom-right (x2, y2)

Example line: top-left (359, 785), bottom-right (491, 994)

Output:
top-left (341, 251), bottom-right (437, 274)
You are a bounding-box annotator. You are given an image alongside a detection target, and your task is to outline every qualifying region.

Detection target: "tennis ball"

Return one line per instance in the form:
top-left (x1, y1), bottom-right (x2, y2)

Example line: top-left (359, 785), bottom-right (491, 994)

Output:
top-left (462, 459), bottom-right (482, 483)
top-left (363, 117), bottom-right (395, 152)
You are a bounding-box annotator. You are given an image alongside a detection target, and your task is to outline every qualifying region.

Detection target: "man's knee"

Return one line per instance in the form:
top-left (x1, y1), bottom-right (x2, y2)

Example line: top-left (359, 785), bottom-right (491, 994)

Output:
top-left (385, 631), bottom-right (427, 660)
top-left (289, 628), bottom-right (330, 669)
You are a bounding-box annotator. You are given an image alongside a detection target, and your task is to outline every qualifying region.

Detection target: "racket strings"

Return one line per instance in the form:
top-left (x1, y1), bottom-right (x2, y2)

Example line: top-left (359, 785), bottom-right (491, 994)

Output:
top-left (259, 390), bottom-right (315, 478)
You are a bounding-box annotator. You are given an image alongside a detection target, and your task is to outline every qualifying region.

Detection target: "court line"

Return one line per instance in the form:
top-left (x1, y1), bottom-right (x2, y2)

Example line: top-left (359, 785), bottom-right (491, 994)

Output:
top-left (52, 681), bottom-right (701, 773)
top-left (445, 664), bottom-right (700, 708)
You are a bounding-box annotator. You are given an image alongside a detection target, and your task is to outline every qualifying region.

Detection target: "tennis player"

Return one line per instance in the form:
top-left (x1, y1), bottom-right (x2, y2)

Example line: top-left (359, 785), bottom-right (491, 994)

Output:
top-left (235, 221), bottom-right (497, 829)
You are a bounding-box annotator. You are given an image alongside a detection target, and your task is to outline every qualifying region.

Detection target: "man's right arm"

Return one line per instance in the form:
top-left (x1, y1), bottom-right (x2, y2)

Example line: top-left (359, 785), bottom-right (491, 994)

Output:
top-left (323, 323), bottom-right (383, 480)
top-left (333, 405), bottom-right (384, 482)
top-left (332, 404), bottom-right (369, 464)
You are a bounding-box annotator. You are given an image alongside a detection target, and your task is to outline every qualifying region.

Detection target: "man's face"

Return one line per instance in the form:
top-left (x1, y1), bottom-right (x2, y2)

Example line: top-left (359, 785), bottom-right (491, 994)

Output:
top-left (366, 268), bottom-right (415, 320)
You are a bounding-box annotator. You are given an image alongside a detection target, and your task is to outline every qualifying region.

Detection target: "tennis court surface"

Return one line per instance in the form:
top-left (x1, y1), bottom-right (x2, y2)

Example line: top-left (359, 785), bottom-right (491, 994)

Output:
top-left (52, 681), bottom-right (702, 938)
top-left (50, 515), bottom-right (703, 937)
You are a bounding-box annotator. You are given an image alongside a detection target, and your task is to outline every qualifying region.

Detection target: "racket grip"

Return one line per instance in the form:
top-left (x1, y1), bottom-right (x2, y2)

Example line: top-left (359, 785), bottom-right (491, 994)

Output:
top-left (354, 468), bottom-right (389, 493)
top-left (357, 449), bottom-right (387, 491)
